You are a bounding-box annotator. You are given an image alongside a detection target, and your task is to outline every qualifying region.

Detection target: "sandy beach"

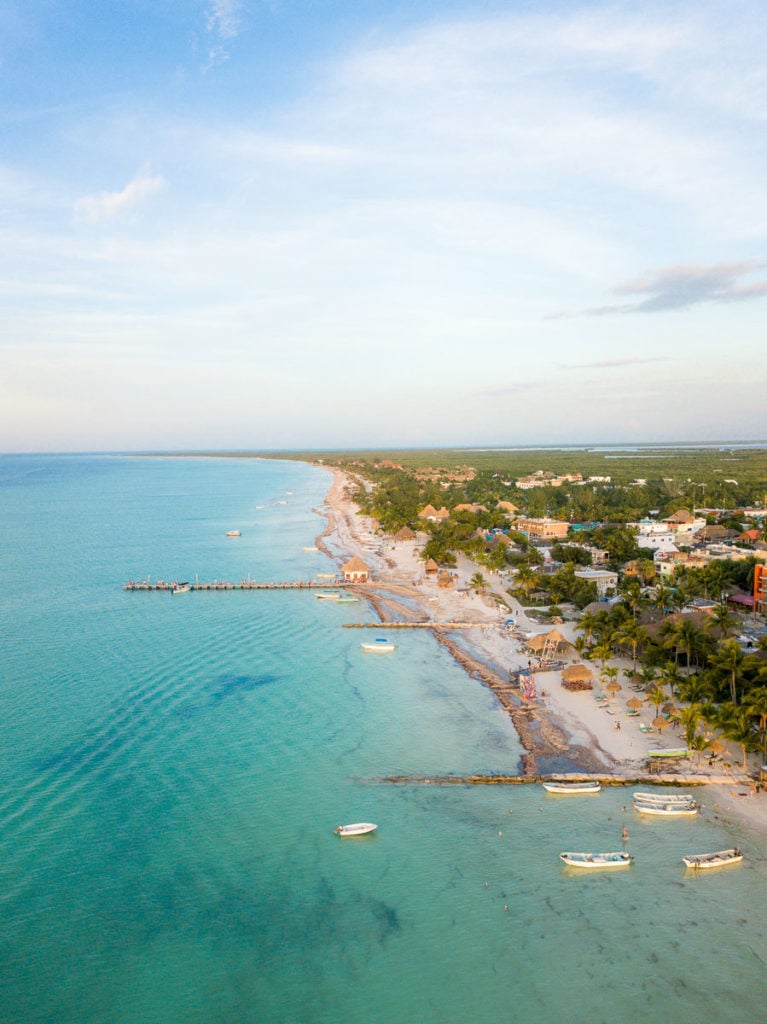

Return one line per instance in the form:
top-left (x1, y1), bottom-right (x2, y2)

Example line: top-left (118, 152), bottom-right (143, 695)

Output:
top-left (318, 468), bottom-right (767, 836)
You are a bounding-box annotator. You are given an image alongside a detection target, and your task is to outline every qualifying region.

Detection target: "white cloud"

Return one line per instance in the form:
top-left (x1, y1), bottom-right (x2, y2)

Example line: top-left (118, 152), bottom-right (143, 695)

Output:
top-left (74, 172), bottom-right (165, 224)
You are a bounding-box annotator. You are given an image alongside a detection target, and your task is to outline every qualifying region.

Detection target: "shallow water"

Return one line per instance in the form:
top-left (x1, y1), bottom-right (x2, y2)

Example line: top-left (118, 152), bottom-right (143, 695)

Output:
top-left (0, 454), bottom-right (765, 1023)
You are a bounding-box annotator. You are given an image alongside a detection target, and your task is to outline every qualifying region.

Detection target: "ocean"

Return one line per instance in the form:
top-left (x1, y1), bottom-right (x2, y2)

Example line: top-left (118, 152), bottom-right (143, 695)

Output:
top-left (1, 453), bottom-right (765, 1023)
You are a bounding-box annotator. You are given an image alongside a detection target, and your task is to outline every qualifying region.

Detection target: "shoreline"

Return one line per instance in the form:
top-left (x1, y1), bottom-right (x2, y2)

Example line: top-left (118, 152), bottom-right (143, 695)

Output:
top-left (317, 466), bottom-right (767, 835)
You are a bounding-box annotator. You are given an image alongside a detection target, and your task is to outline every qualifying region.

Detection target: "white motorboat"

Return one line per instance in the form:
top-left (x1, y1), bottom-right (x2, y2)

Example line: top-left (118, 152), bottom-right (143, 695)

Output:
top-left (226, 530), bottom-right (241, 537)
top-left (303, 546), bottom-right (319, 552)
top-left (633, 791), bottom-right (696, 805)
top-left (171, 582), bottom-right (191, 595)
top-left (361, 638), bottom-right (396, 652)
top-left (543, 780), bottom-right (602, 795)
top-left (333, 822), bottom-right (377, 837)
top-left (633, 799), bottom-right (698, 816)
top-left (682, 848), bottom-right (743, 869)
top-left (560, 851), bottom-right (633, 869)
top-left (316, 592), bottom-right (340, 600)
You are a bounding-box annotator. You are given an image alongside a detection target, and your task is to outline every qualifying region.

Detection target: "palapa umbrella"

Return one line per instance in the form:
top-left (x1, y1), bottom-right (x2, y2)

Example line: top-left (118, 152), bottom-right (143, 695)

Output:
top-left (606, 680), bottom-right (622, 694)
top-left (626, 696), bottom-right (644, 711)
top-left (661, 702), bottom-right (679, 715)
top-left (706, 739), bottom-right (725, 755)
top-left (652, 715), bottom-right (671, 731)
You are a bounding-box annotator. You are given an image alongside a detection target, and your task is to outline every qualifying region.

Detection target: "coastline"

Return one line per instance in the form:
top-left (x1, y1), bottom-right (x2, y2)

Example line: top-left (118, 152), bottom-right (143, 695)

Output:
top-left (317, 466), bottom-right (767, 835)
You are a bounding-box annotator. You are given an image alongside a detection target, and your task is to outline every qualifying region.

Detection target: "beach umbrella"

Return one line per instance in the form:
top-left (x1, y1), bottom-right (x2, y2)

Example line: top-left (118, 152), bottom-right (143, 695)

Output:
top-left (626, 696), bottom-right (643, 711)
top-left (706, 739), bottom-right (725, 754)
top-left (652, 715), bottom-right (671, 731)
top-left (661, 702), bottom-right (679, 715)
top-left (606, 680), bottom-right (622, 694)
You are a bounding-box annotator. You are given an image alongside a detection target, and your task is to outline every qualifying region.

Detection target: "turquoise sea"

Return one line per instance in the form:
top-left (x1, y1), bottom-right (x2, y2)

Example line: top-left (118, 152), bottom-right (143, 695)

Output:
top-left (1, 454), bottom-right (766, 1024)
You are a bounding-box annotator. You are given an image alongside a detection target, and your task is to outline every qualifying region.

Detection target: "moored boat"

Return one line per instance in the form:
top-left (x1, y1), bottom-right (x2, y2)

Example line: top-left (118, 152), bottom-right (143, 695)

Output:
top-left (647, 748), bottom-right (689, 758)
top-left (333, 822), bottom-right (377, 837)
top-left (633, 791), bottom-right (696, 805)
top-left (543, 780), bottom-right (601, 795)
top-left (316, 591), bottom-right (340, 600)
top-left (336, 595), bottom-right (359, 603)
top-left (560, 851), bottom-right (632, 869)
top-left (225, 530), bottom-right (241, 537)
top-left (633, 799), bottom-right (698, 816)
top-left (361, 638), bottom-right (396, 652)
top-left (171, 582), bottom-right (191, 594)
top-left (682, 848), bottom-right (743, 869)
top-left (303, 546), bottom-right (319, 552)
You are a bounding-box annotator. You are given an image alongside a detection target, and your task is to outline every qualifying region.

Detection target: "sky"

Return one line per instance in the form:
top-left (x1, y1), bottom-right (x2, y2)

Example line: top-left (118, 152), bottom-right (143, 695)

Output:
top-left (2, 0), bottom-right (767, 452)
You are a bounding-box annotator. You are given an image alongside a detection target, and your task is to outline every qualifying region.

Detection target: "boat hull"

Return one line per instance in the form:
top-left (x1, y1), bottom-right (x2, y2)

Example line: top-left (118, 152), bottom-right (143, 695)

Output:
top-left (361, 641), bottom-right (396, 652)
top-left (560, 852), bottom-right (632, 869)
top-left (333, 823), bottom-right (377, 837)
top-left (634, 800), bottom-right (698, 816)
top-left (682, 849), bottom-right (742, 869)
top-left (543, 782), bottom-right (601, 794)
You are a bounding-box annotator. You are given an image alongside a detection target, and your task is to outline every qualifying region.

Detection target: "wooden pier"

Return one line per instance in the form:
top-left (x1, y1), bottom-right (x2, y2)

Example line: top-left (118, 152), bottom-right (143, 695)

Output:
top-left (342, 621), bottom-right (483, 629)
top-left (123, 579), bottom-right (348, 591)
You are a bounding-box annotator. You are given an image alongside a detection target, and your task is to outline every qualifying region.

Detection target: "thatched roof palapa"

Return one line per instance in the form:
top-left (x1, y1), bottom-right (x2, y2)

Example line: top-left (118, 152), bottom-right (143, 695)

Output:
top-left (561, 664), bottom-right (594, 690)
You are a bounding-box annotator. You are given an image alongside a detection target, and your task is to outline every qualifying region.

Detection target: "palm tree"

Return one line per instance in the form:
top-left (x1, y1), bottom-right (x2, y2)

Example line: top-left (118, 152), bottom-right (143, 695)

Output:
top-left (706, 603), bottom-right (738, 642)
top-left (718, 704), bottom-right (757, 771)
top-left (688, 732), bottom-right (709, 767)
top-left (470, 572), bottom-right (486, 592)
top-left (513, 565), bottom-right (538, 603)
top-left (676, 673), bottom-right (714, 705)
top-left (710, 639), bottom-right (746, 704)
top-left (614, 620), bottom-right (646, 673)
top-left (657, 661), bottom-right (685, 700)
top-left (646, 683), bottom-right (668, 718)
top-left (742, 686), bottom-right (767, 759)
top-left (678, 703), bottom-right (704, 750)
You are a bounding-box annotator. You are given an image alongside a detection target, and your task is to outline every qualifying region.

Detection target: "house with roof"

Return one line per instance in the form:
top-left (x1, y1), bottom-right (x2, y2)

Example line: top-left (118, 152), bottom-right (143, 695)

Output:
top-left (573, 567), bottom-right (618, 598)
top-left (417, 504), bottom-right (450, 522)
top-left (341, 556), bottom-right (371, 582)
top-left (515, 517), bottom-right (569, 539)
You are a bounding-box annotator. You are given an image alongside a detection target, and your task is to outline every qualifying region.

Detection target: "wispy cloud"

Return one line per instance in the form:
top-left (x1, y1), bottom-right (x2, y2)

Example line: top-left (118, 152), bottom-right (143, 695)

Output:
top-left (204, 0), bottom-right (243, 69)
top-left (559, 357), bottom-right (670, 370)
top-left (610, 260), bottom-right (767, 311)
top-left (74, 172), bottom-right (165, 223)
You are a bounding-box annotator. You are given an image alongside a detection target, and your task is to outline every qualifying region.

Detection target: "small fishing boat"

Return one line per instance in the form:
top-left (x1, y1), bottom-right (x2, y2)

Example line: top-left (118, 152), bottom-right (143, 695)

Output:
top-left (333, 822), bottom-right (377, 837)
top-left (633, 791), bottom-right (696, 805)
top-left (682, 848), bottom-right (743, 870)
top-left (171, 582), bottom-right (191, 595)
top-left (543, 780), bottom-right (601, 795)
top-left (633, 799), bottom-right (698, 816)
top-left (225, 530), bottom-right (241, 537)
top-left (560, 851), bottom-right (633, 869)
top-left (316, 592), bottom-right (340, 600)
top-left (361, 639), bottom-right (396, 653)
top-left (336, 595), bottom-right (359, 603)
top-left (303, 546), bottom-right (319, 552)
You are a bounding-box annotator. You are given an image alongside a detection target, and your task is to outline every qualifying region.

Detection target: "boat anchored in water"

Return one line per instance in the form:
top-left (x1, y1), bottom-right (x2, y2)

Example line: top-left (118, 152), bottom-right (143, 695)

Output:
top-left (361, 638), bottom-right (396, 653)
top-left (633, 791), bottom-right (696, 805)
top-left (560, 851), bottom-right (633, 869)
top-left (682, 848), bottom-right (742, 870)
top-left (334, 823), bottom-right (377, 837)
top-left (543, 780), bottom-right (601, 795)
top-left (633, 798), bottom-right (698, 816)
top-left (226, 530), bottom-right (241, 537)
top-left (171, 582), bottom-right (191, 594)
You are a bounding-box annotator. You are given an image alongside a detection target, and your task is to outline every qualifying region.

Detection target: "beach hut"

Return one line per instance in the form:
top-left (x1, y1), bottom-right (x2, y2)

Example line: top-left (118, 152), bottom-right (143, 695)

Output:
top-left (394, 526), bottom-right (416, 542)
top-left (527, 628), bottom-right (572, 661)
top-left (561, 665), bottom-right (594, 691)
top-left (341, 556), bottom-right (371, 583)
top-left (423, 558), bottom-right (439, 575)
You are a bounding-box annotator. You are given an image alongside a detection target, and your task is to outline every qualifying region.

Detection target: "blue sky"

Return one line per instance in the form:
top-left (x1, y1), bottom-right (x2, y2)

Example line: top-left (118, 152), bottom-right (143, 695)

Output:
top-left (2, 0), bottom-right (766, 452)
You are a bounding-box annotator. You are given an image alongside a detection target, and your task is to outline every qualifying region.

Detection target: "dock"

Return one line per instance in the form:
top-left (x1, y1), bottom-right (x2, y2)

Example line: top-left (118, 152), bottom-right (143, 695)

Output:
top-left (342, 621), bottom-right (482, 629)
top-left (123, 579), bottom-right (349, 591)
